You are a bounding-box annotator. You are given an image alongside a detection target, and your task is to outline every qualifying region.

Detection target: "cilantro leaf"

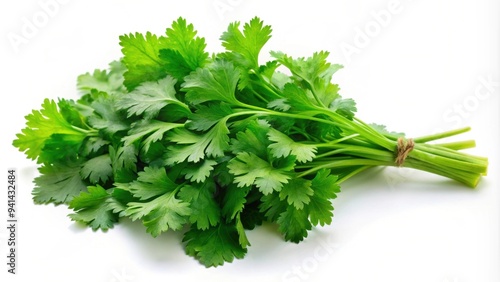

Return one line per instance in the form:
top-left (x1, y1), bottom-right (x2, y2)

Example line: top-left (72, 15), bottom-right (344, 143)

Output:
top-left (220, 16), bottom-right (272, 69)
top-left (272, 51), bottom-right (342, 107)
top-left (183, 222), bottom-right (247, 267)
top-left (369, 123), bottom-right (405, 138)
top-left (268, 128), bottom-right (317, 163)
top-left (259, 192), bottom-right (287, 222)
top-left (87, 95), bottom-right (130, 136)
top-left (121, 18), bottom-right (208, 90)
top-left (182, 60), bottom-right (240, 105)
top-left (125, 191), bottom-right (191, 237)
top-left (308, 169), bottom-right (340, 226)
top-left (277, 205), bottom-right (312, 243)
top-left (80, 136), bottom-right (109, 157)
top-left (279, 83), bottom-right (319, 112)
top-left (38, 133), bottom-right (86, 163)
top-left (58, 99), bottom-right (89, 129)
top-left (279, 177), bottom-right (314, 210)
top-left (230, 119), bottom-right (270, 159)
top-left (159, 17), bottom-right (209, 78)
top-left (235, 214), bottom-right (251, 248)
top-left (166, 120), bottom-right (230, 164)
top-left (122, 167), bottom-right (191, 236)
top-left (122, 119), bottom-right (183, 153)
top-left (77, 61), bottom-right (126, 95)
top-left (187, 103), bottom-right (234, 131)
top-left (181, 159), bottom-right (218, 183)
top-left (239, 196), bottom-right (265, 230)
top-left (68, 185), bottom-right (118, 231)
top-left (267, 98), bottom-right (291, 112)
top-left (109, 144), bottom-right (138, 183)
top-left (117, 76), bottom-right (189, 119)
top-left (329, 97), bottom-right (357, 120)
top-left (178, 181), bottom-right (220, 230)
top-left (121, 166), bottom-right (178, 200)
top-left (221, 184), bottom-right (251, 220)
top-left (138, 142), bottom-right (169, 167)
top-left (80, 154), bottom-right (113, 184)
top-left (13, 99), bottom-right (92, 163)
top-left (106, 188), bottom-right (136, 217)
top-left (227, 152), bottom-right (294, 195)
top-left (32, 160), bottom-right (88, 204)
top-left (120, 31), bottom-right (168, 90)
top-left (157, 49), bottom-right (193, 81)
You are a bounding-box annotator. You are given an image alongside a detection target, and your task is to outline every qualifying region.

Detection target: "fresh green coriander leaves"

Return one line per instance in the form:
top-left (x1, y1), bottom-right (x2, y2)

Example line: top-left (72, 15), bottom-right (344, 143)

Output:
top-left (13, 16), bottom-right (488, 268)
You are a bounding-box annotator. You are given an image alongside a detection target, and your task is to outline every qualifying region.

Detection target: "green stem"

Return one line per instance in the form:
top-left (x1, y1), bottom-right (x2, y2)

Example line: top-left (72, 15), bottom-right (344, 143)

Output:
top-left (315, 133), bottom-right (360, 148)
top-left (410, 146), bottom-right (487, 174)
top-left (297, 159), bottom-right (387, 178)
top-left (337, 166), bottom-right (372, 184)
top-left (413, 127), bottom-right (471, 143)
top-left (404, 158), bottom-right (481, 187)
top-left (433, 140), bottom-right (476, 150)
top-left (71, 125), bottom-right (99, 136)
top-left (296, 138), bottom-right (487, 187)
top-left (234, 102), bottom-right (354, 132)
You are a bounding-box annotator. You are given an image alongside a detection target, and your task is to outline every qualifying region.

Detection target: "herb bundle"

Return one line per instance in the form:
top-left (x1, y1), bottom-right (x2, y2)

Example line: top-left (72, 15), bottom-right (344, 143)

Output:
top-left (13, 17), bottom-right (488, 267)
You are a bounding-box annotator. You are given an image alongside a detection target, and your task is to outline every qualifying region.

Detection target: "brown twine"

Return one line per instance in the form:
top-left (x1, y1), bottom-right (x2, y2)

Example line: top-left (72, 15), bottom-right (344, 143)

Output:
top-left (395, 137), bottom-right (415, 166)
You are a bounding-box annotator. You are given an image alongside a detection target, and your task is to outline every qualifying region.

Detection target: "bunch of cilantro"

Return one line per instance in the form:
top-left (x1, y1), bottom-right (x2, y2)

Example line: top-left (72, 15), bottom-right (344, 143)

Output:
top-left (13, 17), bottom-right (488, 267)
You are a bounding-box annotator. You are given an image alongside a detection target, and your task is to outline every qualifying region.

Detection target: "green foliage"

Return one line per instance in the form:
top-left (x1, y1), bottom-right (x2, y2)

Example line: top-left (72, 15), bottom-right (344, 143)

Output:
top-left (69, 185), bottom-right (118, 231)
top-left (221, 16), bottom-right (272, 69)
top-left (77, 61), bottom-right (127, 95)
top-left (183, 221), bottom-right (247, 267)
top-left (13, 99), bottom-right (94, 163)
top-left (32, 160), bottom-right (88, 204)
top-left (117, 76), bottom-right (189, 119)
top-left (120, 17), bottom-right (208, 90)
top-left (227, 152), bottom-right (294, 195)
top-left (12, 16), bottom-right (488, 268)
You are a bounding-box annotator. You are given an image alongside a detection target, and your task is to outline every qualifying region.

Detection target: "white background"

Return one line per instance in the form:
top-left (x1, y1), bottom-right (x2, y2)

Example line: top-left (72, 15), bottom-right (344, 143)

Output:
top-left (1, 0), bottom-right (499, 281)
